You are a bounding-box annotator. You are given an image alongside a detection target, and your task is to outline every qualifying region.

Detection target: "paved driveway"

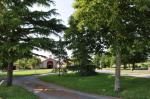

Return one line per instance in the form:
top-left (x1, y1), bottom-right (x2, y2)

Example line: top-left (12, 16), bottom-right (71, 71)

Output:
top-left (96, 70), bottom-right (150, 78)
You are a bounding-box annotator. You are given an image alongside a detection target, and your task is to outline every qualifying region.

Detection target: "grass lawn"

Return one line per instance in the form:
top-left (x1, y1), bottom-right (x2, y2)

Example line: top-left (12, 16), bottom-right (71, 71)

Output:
top-left (0, 85), bottom-right (37, 99)
top-left (13, 69), bottom-right (52, 76)
top-left (0, 73), bottom-right (6, 80)
top-left (39, 73), bottom-right (150, 99)
top-left (0, 69), bottom-right (52, 78)
top-left (0, 74), bottom-right (5, 78)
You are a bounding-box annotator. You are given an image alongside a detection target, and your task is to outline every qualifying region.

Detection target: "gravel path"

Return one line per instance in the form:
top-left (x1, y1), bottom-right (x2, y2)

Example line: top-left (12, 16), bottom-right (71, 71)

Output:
top-left (14, 75), bottom-right (118, 99)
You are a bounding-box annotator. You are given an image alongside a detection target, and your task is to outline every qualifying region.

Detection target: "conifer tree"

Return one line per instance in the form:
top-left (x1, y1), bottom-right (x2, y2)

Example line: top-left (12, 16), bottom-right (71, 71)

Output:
top-left (0, 0), bottom-right (65, 86)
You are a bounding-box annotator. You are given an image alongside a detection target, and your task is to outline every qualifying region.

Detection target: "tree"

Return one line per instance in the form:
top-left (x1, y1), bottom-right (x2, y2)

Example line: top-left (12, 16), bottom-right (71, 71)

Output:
top-left (15, 57), bottom-right (41, 69)
top-left (93, 53), bottom-right (115, 69)
top-left (72, 0), bottom-right (150, 92)
top-left (53, 36), bottom-right (68, 76)
top-left (93, 54), bottom-right (101, 69)
top-left (27, 57), bottom-right (41, 69)
top-left (120, 43), bottom-right (149, 70)
top-left (125, 51), bottom-right (148, 70)
top-left (15, 59), bottom-right (27, 69)
top-left (0, 59), bottom-right (7, 71)
top-left (65, 16), bottom-right (97, 76)
top-left (0, 0), bottom-right (65, 86)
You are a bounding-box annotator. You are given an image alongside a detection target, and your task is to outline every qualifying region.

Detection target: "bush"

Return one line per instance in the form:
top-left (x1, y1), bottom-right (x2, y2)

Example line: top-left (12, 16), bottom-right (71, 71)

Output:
top-left (141, 64), bottom-right (148, 68)
top-left (67, 64), bottom-right (97, 76)
top-left (66, 65), bottom-right (79, 71)
top-left (78, 64), bottom-right (97, 76)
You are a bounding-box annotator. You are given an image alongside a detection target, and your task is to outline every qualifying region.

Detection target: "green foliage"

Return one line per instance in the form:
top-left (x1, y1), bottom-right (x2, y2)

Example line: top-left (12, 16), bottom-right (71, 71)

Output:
top-left (141, 63), bottom-right (149, 68)
top-left (72, 0), bottom-right (150, 91)
top-left (0, 0), bottom-right (65, 64)
top-left (0, 59), bottom-right (7, 70)
top-left (67, 64), bottom-right (97, 76)
top-left (73, 0), bottom-right (150, 52)
top-left (0, 0), bottom-right (65, 86)
top-left (66, 65), bottom-right (79, 72)
top-left (128, 52), bottom-right (148, 64)
top-left (93, 54), bottom-right (101, 67)
top-left (78, 64), bottom-right (97, 76)
top-left (0, 86), bottom-right (37, 99)
top-left (14, 57), bottom-right (41, 69)
top-left (101, 55), bottom-right (115, 68)
top-left (54, 37), bottom-right (68, 62)
top-left (52, 37), bottom-right (68, 75)
top-left (65, 16), bottom-right (97, 76)
top-left (121, 48), bottom-right (148, 67)
top-left (93, 53), bottom-right (115, 68)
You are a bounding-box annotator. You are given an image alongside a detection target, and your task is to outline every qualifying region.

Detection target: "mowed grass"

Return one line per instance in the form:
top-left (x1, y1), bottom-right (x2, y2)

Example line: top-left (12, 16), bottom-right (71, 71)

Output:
top-left (0, 85), bottom-right (37, 99)
top-left (39, 73), bottom-right (150, 99)
top-left (0, 69), bottom-right (52, 78)
top-left (0, 74), bottom-right (5, 78)
top-left (0, 73), bottom-right (6, 80)
top-left (13, 69), bottom-right (52, 76)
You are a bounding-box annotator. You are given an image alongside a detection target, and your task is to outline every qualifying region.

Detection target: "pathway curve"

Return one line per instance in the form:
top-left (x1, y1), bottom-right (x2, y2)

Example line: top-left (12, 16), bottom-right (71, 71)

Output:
top-left (14, 75), bottom-right (118, 99)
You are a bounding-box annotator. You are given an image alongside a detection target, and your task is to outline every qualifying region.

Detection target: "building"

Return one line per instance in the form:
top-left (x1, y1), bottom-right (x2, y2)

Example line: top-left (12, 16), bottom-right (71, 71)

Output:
top-left (39, 58), bottom-right (58, 69)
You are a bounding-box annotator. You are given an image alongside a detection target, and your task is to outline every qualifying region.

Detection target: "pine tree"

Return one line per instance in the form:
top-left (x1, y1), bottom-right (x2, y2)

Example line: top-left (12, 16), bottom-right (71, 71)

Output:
top-left (0, 0), bottom-right (65, 86)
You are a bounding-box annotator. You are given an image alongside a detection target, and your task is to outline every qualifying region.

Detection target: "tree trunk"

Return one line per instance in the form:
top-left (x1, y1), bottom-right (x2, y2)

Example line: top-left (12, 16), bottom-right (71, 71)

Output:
top-left (114, 49), bottom-right (121, 93)
top-left (128, 64), bottom-right (131, 68)
top-left (58, 66), bottom-right (61, 76)
top-left (7, 62), bottom-right (13, 86)
top-left (58, 58), bottom-right (61, 76)
top-left (132, 63), bottom-right (135, 71)
top-left (123, 64), bottom-right (127, 70)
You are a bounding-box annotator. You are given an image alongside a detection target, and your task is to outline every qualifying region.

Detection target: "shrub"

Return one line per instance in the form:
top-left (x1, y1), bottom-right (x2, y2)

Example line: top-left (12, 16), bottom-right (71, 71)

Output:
top-left (66, 65), bottom-right (79, 71)
top-left (67, 64), bottom-right (97, 76)
top-left (78, 64), bottom-right (97, 76)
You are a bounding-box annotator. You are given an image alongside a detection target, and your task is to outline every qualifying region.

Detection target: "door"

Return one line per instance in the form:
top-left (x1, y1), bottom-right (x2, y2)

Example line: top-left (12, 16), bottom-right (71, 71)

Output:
top-left (47, 61), bottom-right (53, 69)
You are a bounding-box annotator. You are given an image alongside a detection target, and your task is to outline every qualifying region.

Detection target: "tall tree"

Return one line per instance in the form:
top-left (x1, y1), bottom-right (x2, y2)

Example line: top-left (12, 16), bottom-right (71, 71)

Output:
top-left (65, 16), bottom-right (97, 76)
top-left (72, 0), bottom-right (150, 92)
top-left (0, 0), bottom-right (65, 86)
top-left (53, 36), bottom-right (68, 76)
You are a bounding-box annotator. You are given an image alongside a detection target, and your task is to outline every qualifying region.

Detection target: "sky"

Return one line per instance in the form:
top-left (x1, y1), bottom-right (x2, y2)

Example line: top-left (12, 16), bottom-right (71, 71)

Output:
top-left (33, 0), bottom-right (74, 58)
top-left (54, 0), bottom-right (75, 26)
